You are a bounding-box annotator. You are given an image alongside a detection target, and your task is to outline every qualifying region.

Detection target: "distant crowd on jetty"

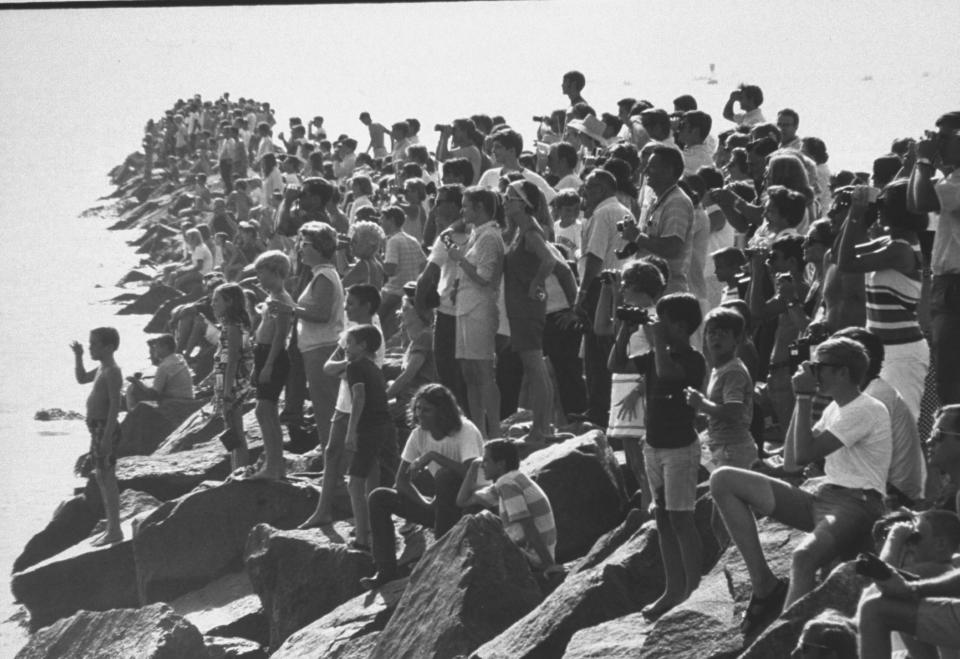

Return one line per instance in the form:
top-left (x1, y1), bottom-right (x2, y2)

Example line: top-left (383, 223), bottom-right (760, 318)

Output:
top-left (75, 74), bottom-right (960, 657)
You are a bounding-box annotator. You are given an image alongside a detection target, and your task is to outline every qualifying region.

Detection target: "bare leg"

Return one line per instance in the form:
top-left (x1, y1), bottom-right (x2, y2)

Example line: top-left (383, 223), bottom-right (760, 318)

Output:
top-left (91, 466), bottom-right (123, 546)
top-left (857, 593), bottom-right (927, 659)
top-left (519, 350), bottom-right (551, 440)
top-left (228, 407), bottom-right (249, 471)
top-left (709, 467), bottom-right (782, 598)
top-left (300, 411), bottom-right (347, 528)
top-left (248, 400), bottom-right (284, 480)
top-left (643, 507), bottom-right (695, 619)
top-left (786, 532), bottom-right (836, 608)
top-left (353, 459), bottom-right (380, 547)
top-left (460, 359), bottom-right (501, 438)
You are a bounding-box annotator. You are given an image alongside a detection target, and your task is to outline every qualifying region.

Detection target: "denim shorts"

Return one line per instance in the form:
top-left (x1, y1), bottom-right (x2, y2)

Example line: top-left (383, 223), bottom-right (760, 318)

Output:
top-left (707, 441), bottom-right (758, 470)
top-left (643, 442), bottom-right (700, 512)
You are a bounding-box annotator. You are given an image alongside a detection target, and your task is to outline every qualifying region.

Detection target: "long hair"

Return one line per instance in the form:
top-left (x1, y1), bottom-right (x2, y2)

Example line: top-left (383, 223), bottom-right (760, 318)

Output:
top-left (766, 153), bottom-right (814, 202)
top-left (407, 383), bottom-right (463, 437)
top-left (213, 282), bottom-right (251, 329)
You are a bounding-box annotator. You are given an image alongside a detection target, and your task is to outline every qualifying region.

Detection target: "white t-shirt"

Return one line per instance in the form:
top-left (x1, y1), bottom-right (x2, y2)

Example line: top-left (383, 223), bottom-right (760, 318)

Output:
top-left (401, 418), bottom-right (484, 477)
top-left (477, 166), bottom-right (557, 204)
top-left (192, 244), bottom-right (213, 275)
top-left (865, 377), bottom-right (926, 501)
top-left (815, 393), bottom-right (892, 494)
top-left (555, 173), bottom-right (583, 191)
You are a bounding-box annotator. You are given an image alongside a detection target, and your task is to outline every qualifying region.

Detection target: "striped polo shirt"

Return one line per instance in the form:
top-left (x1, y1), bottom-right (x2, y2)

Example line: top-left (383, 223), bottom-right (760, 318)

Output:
top-left (475, 470), bottom-right (556, 566)
top-left (865, 240), bottom-right (923, 345)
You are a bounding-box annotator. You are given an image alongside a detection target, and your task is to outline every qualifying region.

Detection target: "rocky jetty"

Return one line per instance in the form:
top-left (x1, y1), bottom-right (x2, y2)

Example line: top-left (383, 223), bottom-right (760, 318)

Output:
top-left (10, 138), bottom-right (880, 658)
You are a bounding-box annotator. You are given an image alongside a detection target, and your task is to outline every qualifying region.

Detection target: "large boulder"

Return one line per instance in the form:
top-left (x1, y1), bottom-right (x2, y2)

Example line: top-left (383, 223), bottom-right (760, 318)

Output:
top-left (521, 430), bottom-right (627, 562)
top-left (204, 636), bottom-right (268, 659)
top-left (154, 402), bottom-right (258, 455)
top-left (272, 578), bottom-right (408, 659)
top-left (373, 512), bottom-right (543, 659)
top-left (116, 283), bottom-right (184, 316)
top-left (14, 603), bottom-right (207, 659)
top-left (134, 479), bottom-right (318, 604)
top-left (118, 399), bottom-right (206, 457)
top-left (243, 521), bottom-right (378, 650)
top-left (12, 491), bottom-right (160, 630)
top-left (13, 495), bottom-right (99, 573)
top-left (474, 494), bottom-right (726, 658)
top-left (741, 561), bottom-right (869, 658)
top-left (171, 571), bottom-right (268, 646)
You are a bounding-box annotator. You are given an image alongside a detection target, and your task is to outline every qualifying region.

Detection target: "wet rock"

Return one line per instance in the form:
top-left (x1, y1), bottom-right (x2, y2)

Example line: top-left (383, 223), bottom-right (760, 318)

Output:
top-left (116, 283), bottom-right (184, 316)
top-left (271, 578), bottom-right (407, 659)
top-left (172, 571), bottom-right (268, 646)
top-left (243, 521), bottom-right (377, 650)
top-left (374, 513), bottom-right (543, 659)
top-left (134, 479), bottom-right (318, 604)
top-left (521, 430), bottom-right (627, 562)
top-left (14, 603), bottom-right (207, 659)
top-left (118, 399), bottom-right (206, 457)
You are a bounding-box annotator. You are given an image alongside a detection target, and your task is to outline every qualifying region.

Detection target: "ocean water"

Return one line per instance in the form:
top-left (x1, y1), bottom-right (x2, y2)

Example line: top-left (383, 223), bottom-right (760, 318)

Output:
top-left (1, 0), bottom-right (959, 653)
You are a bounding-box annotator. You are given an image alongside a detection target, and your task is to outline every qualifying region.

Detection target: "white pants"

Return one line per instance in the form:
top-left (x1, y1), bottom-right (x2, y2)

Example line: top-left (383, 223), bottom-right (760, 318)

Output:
top-left (881, 339), bottom-right (929, 420)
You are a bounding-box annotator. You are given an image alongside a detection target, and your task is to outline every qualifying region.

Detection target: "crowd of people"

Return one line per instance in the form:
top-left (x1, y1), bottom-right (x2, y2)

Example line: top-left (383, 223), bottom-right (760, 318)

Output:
top-left (71, 75), bottom-right (960, 657)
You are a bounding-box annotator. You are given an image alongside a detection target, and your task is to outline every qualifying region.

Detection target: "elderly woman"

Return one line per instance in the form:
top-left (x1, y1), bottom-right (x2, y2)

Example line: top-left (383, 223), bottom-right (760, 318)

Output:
top-left (502, 180), bottom-right (557, 442)
top-left (272, 221), bottom-right (344, 450)
top-left (342, 220), bottom-right (385, 289)
top-left (447, 186), bottom-right (505, 438)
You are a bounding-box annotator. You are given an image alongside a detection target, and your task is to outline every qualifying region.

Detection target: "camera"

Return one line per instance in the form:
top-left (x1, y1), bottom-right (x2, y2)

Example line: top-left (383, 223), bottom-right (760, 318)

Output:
top-left (616, 305), bottom-right (651, 325)
top-left (532, 116), bottom-right (550, 123)
top-left (440, 232), bottom-right (456, 249)
top-left (615, 241), bottom-right (639, 260)
top-left (599, 269), bottom-right (619, 285)
top-left (788, 335), bottom-right (814, 371)
top-left (434, 124), bottom-right (451, 132)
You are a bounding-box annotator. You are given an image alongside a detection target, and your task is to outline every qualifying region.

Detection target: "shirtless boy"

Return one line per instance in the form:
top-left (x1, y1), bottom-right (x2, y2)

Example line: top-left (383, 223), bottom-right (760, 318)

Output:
top-left (71, 327), bottom-right (124, 546)
top-left (360, 112), bottom-right (389, 159)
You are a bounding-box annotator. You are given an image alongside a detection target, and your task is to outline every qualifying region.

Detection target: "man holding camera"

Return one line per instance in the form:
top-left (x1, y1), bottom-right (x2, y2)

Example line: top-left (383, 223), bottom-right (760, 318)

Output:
top-left (436, 119), bottom-right (482, 186)
top-left (908, 110), bottom-right (960, 404)
top-left (723, 84), bottom-right (766, 127)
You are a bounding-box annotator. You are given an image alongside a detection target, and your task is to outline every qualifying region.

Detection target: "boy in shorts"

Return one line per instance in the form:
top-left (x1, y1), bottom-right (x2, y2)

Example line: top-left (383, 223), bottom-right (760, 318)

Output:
top-left (71, 327), bottom-right (124, 546)
top-left (710, 337), bottom-right (891, 637)
top-left (634, 293), bottom-right (707, 619)
top-left (686, 307), bottom-right (757, 470)
top-left (343, 325), bottom-right (396, 551)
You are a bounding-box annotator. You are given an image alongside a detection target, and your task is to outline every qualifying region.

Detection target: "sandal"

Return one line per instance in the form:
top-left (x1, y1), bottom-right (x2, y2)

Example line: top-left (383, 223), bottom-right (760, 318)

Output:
top-left (740, 578), bottom-right (789, 636)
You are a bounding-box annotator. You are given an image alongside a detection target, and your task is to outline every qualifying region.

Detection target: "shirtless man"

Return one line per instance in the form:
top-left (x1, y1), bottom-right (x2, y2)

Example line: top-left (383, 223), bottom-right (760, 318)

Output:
top-left (359, 112), bottom-right (389, 160)
top-left (71, 328), bottom-right (124, 546)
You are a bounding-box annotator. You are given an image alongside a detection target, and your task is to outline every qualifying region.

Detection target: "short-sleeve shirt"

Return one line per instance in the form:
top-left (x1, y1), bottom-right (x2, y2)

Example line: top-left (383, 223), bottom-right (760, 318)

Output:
top-left (346, 357), bottom-right (391, 433)
top-left (153, 353), bottom-right (194, 400)
top-left (403, 329), bottom-right (437, 392)
top-left (732, 108), bottom-right (766, 127)
top-left (641, 185), bottom-right (694, 294)
top-left (865, 377), bottom-right (925, 501)
top-left (473, 470), bottom-right (557, 567)
top-left (192, 244), bottom-right (214, 275)
top-left (815, 393), bottom-right (892, 494)
top-left (580, 196), bottom-right (631, 274)
top-left (427, 231), bottom-right (470, 315)
top-left (401, 418), bottom-right (484, 476)
top-left (932, 169), bottom-right (960, 275)
top-left (704, 358), bottom-right (753, 446)
top-left (634, 347), bottom-right (707, 448)
top-left (383, 231), bottom-right (426, 296)
top-left (455, 221), bottom-right (504, 316)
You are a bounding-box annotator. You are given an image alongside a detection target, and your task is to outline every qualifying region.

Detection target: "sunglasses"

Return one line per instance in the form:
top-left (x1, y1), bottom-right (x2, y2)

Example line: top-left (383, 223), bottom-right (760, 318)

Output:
top-left (809, 361), bottom-right (844, 376)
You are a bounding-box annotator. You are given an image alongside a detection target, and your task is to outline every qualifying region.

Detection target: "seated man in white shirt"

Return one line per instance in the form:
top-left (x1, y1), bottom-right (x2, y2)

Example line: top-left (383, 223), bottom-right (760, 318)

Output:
top-left (710, 337), bottom-right (891, 637)
top-left (125, 333), bottom-right (194, 409)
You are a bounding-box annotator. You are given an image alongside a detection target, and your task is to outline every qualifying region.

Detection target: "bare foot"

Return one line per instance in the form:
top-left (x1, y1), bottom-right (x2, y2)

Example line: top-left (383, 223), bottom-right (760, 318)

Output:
top-left (297, 513), bottom-right (333, 529)
top-left (641, 592), bottom-right (686, 621)
top-left (91, 530), bottom-right (123, 547)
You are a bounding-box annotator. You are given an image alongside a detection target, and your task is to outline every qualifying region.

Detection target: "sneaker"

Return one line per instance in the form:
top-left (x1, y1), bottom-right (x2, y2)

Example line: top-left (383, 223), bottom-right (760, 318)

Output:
top-left (740, 578), bottom-right (789, 637)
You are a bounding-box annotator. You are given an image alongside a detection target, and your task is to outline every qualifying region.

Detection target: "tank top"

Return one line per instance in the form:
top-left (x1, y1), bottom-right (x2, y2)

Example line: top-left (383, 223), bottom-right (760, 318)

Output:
top-left (297, 263), bottom-right (344, 352)
top-left (865, 240), bottom-right (923, 345)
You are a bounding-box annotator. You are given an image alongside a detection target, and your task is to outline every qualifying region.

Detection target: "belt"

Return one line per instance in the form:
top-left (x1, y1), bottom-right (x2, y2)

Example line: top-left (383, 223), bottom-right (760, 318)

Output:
top-left (823, 483), bottom-right (882, 501)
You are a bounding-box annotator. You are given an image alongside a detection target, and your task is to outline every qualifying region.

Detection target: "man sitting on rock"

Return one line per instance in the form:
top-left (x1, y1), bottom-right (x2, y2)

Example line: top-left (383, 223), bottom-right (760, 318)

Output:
top-left (361, 384), bottom-right (484, 590)
top-left (125, 334), bottom-right (194, 410)
top-left (456, 438), bottom-right (562, 575)
top-left (710, 337), bottom-right (892, 637)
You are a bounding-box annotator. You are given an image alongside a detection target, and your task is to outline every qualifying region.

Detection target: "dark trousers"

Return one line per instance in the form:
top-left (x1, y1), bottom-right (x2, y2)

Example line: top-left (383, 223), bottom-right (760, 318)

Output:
top-left (219, 158), bottom-right (233, 193)
top-left (284, 328), bottom-right (307, 420)
top-left (368, 466), bottom-right (465, 572)
top-left (931, 274), bottom-right (960, 404)
top-left (582, 278), bottom-right (612, 424)
top-left (544, 310), bottom-right (587, 416)
top-left (434, 312), bottom-right (468, 413)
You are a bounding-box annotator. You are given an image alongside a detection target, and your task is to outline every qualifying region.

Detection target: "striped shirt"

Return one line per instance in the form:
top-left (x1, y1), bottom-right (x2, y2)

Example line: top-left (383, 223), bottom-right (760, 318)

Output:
top-left (475, 470), bottom-right (556, 566)
top-left (865, 240), bottom-right (923, 345)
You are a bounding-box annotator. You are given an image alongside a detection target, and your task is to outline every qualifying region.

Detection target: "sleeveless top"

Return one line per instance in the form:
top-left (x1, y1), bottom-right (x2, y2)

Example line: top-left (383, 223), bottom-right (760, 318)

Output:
top-left (504, 229), bottom-right (546, 319)
top-left (297, 263), bottom-right (345, 352)
top-left (213, 322), bottom-right (254, 415)
top-left (865, 239), bottom-right (923, 345)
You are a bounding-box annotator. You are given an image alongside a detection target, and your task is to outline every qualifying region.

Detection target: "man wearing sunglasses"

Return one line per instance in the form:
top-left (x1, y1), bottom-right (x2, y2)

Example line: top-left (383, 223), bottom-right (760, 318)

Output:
top-left (710, 337), bottom-right (892, 637)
